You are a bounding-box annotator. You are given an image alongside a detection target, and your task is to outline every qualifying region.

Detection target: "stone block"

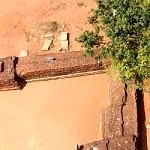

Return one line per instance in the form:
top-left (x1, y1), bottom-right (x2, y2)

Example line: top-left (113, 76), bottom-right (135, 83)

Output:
top-left (60, 40), bottom-right (69, 50)
top-left (20, 50), bottom-right (29, 57)
top-left (59, 32), bottom-right (68, 41)
top-left (42, 39), bottom-right (53, 51)
top-left (0, 61), bottom-right (4, 72)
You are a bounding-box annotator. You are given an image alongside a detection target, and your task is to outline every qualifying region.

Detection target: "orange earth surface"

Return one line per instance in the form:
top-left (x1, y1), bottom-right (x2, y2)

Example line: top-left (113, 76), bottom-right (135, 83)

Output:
top-left (0, 74), bottom-right (109, 150)
top-left (0, 0), bottom-right (99, 58)
top-left (0, 1), bottom-right (111, 149)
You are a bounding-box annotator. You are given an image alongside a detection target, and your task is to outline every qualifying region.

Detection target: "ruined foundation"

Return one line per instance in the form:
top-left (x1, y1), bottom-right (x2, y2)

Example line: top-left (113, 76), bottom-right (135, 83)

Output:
top-left (80, 78), bottom-right (137, 150)
top-left (0, 51), bottom-right (138, 149)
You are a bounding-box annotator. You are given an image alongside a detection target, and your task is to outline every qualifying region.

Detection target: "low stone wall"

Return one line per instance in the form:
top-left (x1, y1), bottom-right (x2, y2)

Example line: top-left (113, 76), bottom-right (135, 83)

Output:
top-left (16, 51), bottom-right (108, 80)
top-left (78, 78), bottom-right (138, 150)
top-left (0, 51), bottom-right (108, 90)
top-left (0, 57), bottom-right (19, 91)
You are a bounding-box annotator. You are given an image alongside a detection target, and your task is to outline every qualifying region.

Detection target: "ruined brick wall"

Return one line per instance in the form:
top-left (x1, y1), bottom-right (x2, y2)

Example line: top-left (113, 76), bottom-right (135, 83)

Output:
top-left (0, 51), bottom-right (108, 90)
top-left (0, 57), bottom-right (19, 91)
top-left (80, 77), bottom-right (137, 150)
top-left (0, 52), bottom-right (138, 149)
top-left (16, 51), bottom-right (107, 80)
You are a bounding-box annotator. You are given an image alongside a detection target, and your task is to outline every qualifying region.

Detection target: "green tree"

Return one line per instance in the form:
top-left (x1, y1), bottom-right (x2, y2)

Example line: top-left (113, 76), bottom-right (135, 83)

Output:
top-left (77, 0), bottom-right (150, 90)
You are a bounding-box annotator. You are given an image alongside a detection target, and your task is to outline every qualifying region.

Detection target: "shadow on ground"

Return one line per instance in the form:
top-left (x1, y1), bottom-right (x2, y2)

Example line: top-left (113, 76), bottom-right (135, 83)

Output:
top-left (136, 89), bottom-right (148, 150)
top-left (15, 75), bottom-right (27, 90)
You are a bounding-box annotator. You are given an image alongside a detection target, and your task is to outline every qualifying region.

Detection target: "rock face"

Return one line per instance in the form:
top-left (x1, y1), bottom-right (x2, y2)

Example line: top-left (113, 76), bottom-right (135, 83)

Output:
top-left (59, 32), bottom-right (68, 41)
top-left (79, 77), bottom-right (138, 150)
top-left (41, 33), bottom-right (54, 51)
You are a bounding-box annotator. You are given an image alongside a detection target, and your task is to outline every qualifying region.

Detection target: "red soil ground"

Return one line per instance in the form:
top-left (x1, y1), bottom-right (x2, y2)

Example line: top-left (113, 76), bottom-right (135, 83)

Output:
top-left (0, 0), bottom-right (98, 58)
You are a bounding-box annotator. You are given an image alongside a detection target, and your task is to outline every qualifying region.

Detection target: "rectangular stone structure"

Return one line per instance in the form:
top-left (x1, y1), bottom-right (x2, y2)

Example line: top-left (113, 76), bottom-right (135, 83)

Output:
top-left (102, 106), bottom-right (123, 139)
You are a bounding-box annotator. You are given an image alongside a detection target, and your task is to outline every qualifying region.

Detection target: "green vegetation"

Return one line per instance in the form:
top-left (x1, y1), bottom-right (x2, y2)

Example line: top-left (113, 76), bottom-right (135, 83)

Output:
top-left (77, 0), bottom-right (150, 90)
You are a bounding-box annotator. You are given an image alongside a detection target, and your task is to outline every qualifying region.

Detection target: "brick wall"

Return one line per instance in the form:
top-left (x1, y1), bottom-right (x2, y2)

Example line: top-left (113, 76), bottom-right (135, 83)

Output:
top-left (78, 78), bottom-right (138, 150)
top-left (16, 51), bottom-right (108, 80)
top-left (0, 51), bottom-right (108, 90)
top-left (0, 57), bottom-right (19, 91)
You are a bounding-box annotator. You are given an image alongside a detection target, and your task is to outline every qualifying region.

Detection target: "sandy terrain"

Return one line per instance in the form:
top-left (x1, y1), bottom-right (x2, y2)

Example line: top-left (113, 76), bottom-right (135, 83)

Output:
top-left (0, 0), bottom-right (97, 58)
top-left (0, 74), bottom-right (109, 150)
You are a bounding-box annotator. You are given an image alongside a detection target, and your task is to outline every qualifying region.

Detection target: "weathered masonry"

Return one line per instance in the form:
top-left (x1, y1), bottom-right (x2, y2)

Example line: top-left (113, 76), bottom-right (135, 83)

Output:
top-left (78, 79), bottom-right (137, 150)
top-left (0, 51), bottom-right (138, 150)
top-left (0, 51), bottom-right (108, 90)
top-left (0, 57), bottom-right (19, 91)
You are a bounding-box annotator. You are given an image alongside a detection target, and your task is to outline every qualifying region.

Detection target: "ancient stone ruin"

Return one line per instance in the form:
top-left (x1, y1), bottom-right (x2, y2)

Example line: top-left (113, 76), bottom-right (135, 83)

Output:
top-left (0, 57), bottom-right (19, 91)
top-left (0, 52), bottom-right (138, 150)
top-left (78, 78), bottom-right (137, 150)
top-left (0, 51), bottom-right (107, 90)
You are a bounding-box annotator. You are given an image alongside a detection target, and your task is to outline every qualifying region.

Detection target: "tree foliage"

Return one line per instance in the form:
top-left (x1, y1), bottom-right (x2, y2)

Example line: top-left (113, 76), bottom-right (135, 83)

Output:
top-left (77, 0), bottom-right (150, 89)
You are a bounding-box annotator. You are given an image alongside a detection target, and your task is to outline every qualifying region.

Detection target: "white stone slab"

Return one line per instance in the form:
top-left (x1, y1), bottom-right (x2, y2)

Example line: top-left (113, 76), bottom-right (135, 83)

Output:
top-left (59, 32), bottom-right (68, 41)
top-left (146, 124), bottom-right (150, 129)
top-left (93, 147), bottom-right (99, 150)
top-left (60, 40), bottom-right (69, 50)
top-left (20, 50), bottom-right (29, 57)
top-left (42, 39), bottom-right (53, 51)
